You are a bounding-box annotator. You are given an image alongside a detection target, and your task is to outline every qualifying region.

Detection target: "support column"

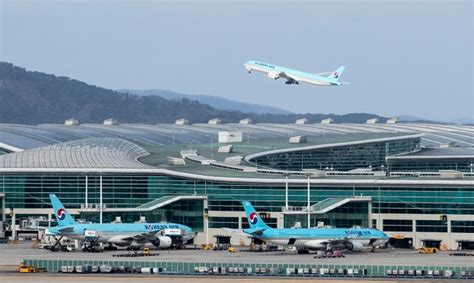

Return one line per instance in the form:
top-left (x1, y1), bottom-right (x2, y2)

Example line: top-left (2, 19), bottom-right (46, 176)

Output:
top-left (1, 194), bottom-right (5, 222)
top-left (99, 173), bottom-right (103, 224)
top-left (285, 174), bottom-right (289, 210)
top-left (307, 175), bottom-right (311, 228)
top-left (202, 198), bottom-right (209, 245)
top-left (85, 174), bottom-right (88, 208)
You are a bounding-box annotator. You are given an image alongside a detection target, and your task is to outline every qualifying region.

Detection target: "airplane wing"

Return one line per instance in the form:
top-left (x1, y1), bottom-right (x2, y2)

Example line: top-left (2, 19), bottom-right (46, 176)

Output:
top-left (277, 72), bottom-right (299, 84)
top-left (319, 237), bottom-right (352, 246)
top-left (122, 231), bottom-right (160, 243)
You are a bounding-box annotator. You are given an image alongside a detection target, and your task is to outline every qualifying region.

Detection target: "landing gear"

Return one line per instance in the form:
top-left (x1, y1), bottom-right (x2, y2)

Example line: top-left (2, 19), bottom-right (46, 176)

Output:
top-left (127, 245), bottom-right (141, 251)
top-left (49, 235), bottom-right (64, 252)
top-left (81, 236), bottom-right (103, 252)
top-left (297, 249), bottom-right (310, 254)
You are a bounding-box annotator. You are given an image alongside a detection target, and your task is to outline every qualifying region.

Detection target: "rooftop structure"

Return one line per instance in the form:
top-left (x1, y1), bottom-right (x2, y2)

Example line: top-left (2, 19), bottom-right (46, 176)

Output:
top-left (208, 118), bottom-right (222, 125)
top-left (386, 117), bottom-right (398, 124)
top-left (321, 118), bottom-right (334, 124)
top-left (366, 118), bottom-right (379, 124)
top-left (103, 118), bottom-right (119, 126)
top-left (295, 118), bottom-right (308, 124)
top-left (64, 118), bottom-right (79, 126)
top-left (175, 118), bottom-right (189, 125)
top-left (0, 122), bottom-right (472, 249)
top-left (239, 118), bottom-right (252, 125)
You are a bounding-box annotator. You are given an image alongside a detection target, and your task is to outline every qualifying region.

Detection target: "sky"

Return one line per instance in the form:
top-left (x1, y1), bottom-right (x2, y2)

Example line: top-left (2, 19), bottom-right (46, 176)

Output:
top-left (1, 0), bottom-right (473, 121)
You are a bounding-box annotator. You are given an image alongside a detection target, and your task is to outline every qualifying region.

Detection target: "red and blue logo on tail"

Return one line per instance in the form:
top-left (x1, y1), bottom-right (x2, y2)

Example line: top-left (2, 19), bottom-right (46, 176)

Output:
top-left (249, 212), bottom-right (258, 225)
top-left (56, 208), bottom-right (66, 220)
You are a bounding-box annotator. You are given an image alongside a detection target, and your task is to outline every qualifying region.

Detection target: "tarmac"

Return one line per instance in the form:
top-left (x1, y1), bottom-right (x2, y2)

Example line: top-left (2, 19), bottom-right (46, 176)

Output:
top-left (0, 242), bottom-right (472, 267)
top-left (1, 242), bottom-right (473, 282)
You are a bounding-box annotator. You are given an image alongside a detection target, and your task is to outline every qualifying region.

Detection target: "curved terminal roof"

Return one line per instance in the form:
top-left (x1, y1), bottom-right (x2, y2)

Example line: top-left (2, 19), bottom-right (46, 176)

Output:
top-left (0, 123), bottom-right (472, 152)
top-left (0, 137), bottom-right (151, 169)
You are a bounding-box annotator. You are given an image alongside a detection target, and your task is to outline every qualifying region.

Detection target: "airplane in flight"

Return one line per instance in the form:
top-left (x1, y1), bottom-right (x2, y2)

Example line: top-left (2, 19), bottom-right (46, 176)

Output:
top-left (244, 60), bottom-right (348, 86)
top-left (46, 194), bottom-right (196, 250)
top-left (240, 201), bottom-right (388, 254)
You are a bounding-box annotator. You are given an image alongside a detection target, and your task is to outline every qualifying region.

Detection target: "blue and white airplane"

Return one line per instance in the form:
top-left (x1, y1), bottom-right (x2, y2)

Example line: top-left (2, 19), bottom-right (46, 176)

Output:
top-left (244, 60), bottom-right (348, 86)
top-left (46, 194), bottom-right (196, 249)
top-left (241, 201), bottom-right (388, 253)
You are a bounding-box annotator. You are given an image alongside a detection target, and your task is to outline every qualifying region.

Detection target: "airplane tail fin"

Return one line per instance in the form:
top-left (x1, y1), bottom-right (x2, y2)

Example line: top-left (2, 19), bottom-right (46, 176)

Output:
top-left (242, 201), bottom-right (271, 230)
top-left (49, 194), bottom-right (75, 226)
top-left (328, 66), bottom-right (345, 82)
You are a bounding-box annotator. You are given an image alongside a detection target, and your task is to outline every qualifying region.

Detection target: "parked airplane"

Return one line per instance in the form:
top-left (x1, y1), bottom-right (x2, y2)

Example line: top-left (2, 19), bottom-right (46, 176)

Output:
top-left (240, 201), bottom-right (388, 254)
top-left (244, 60), bottom-right (348, 86)
top-left (46, 194), bottom-right (196, 249)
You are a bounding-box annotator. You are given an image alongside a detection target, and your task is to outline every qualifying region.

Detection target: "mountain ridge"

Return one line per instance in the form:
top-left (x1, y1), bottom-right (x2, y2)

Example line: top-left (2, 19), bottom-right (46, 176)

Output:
top-left (0, 61), bottom-right (389, 125)
top-left (118, 89), bottom-right (292, 115)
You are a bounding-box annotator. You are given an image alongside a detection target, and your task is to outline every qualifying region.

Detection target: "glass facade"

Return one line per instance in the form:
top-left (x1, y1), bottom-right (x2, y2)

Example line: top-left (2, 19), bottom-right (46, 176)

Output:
top-left (248, 138), bottom-right (420, 171)
top-left (209, 217), bottom-right (239, 229)
top-left (416, 220), bottom-right (448, 233)
top-left (388, 158), bottom-right (474, 172)
top-left (383, 219), bottom-right (413, 232)
top-left (1, 173), bottom-right (473, 231)
top-left (451, 221), bottom-right (474, 233)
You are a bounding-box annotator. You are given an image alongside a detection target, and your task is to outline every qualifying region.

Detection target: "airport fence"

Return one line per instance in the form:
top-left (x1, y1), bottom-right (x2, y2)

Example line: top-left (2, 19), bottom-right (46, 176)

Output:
top-left (23, 258), bottom-right (474, 279)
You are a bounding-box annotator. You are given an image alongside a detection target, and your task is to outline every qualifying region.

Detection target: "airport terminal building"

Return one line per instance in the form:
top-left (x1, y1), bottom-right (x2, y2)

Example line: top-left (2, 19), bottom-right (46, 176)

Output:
top-left (0, 120), bottom-right (473, 250)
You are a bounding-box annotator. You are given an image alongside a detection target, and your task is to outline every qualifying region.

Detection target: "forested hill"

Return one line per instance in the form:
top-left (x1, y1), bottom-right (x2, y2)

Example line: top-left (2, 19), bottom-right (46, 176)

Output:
top-left (0, 62), bottom-right (387, 124)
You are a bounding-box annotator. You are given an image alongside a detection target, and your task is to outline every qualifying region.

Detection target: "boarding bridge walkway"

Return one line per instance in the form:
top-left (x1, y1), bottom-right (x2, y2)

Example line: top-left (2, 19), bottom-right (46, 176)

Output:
top-left (79, 195), bottom-right (207, 213)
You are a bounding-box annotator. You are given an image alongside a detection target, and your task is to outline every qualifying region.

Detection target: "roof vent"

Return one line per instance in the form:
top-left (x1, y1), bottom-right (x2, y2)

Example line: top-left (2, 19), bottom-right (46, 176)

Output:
top-left (366, 118), bottom-right (378, 124)
top-left (289, 135), bottom-right (307, 144)
top-left (224, 156), bottom-right (242, 165)
top-left (218, 131), bottom-right (242, 143)
top-left (208, 118), bottom-right (222, 125)
top-left (218, 144), bottom-right (233, 153)
top-left (320, 118), bottom-right (333, 124)
top-left (175, 118), bottom-right (189, 125)
top-left (103, 118), bottom-right (119, 126)
top-left (440, 142), bottom-right (457, 148)
top-left (167, 156), bottom-right (186, 166)
top-left (295, 118), bottom-right (308, 124)
top-left (64, 118), bottom-right (79, 126)
top-left (386, 117), bottom-right (398, 124)
top-left (239, 118), bottom-right (253, 125)
top-left (180, 150), bottom-right (198, 158)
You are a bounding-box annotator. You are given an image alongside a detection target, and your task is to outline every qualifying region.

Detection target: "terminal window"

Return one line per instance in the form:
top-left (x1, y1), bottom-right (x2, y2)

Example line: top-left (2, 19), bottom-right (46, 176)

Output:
top-left (383, 219), bottom-right (412, 232)
top-left (416, 220), bottom-right (447, 233)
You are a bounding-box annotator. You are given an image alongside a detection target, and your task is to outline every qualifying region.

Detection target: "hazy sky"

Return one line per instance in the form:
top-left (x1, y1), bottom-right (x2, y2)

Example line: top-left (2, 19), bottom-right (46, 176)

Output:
top-left (1, 0), bottom-right (473, 121)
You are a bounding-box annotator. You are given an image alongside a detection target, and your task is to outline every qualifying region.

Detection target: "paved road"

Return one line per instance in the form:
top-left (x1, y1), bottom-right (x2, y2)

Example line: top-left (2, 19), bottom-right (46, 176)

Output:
top-left (1, 243), bottom-right (472, 267)
top-left (0, 273), bottom-right (462, 283)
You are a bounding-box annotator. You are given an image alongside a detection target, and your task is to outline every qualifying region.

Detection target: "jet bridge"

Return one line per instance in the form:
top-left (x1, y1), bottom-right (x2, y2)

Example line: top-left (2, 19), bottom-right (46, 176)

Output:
top-left (283, 196), bottom-right (372, 229)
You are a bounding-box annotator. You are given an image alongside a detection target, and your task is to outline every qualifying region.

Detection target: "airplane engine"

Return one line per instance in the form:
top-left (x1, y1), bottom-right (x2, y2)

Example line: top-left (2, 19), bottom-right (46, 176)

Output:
top-left (344, 240), bottom-right (364, 252)
top-left (302, 240), bottom-right (326, 249)
top-left (151, 236), bottom-right (172, 248)
top-left (267, 72), bottom-right (279, 79)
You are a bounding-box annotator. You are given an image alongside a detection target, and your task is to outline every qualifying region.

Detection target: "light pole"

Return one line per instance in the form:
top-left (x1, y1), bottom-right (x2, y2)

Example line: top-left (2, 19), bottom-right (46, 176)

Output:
top-left (284, 173), bottom-right (290, 210)
top-left (99, 173), bottom-right (103, 224)
top-left (305, 172), bottom-right (312, 228)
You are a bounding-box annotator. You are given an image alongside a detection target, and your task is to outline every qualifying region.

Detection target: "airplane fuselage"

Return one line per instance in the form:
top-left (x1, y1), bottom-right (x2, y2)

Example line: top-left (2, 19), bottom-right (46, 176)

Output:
top-left (244, 61), bottom-right (339, 86)
top-left (244, 227), bottom-right (389, 251)
top-left (47, 222), bottom-right (195, 246)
